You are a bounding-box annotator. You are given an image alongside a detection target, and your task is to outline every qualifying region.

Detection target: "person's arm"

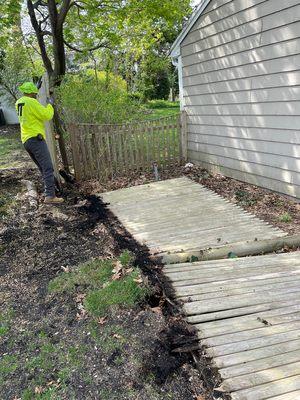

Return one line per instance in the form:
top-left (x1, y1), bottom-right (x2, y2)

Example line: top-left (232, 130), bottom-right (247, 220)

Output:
top-left (31, 99), bottom-right (54, 121)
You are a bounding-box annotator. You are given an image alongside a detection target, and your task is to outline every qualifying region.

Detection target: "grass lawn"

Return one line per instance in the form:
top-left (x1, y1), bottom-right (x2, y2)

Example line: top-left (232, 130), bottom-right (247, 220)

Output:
top-left (142, 100), bottom-right (180, 120)
top-left (0, 135), bottom-right (22, 159)
top-left (0, 126), bottom-right (29, 169)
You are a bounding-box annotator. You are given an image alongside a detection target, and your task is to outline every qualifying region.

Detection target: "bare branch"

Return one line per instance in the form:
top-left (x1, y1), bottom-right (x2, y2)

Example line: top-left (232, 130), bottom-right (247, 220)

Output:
top-left (33, 0), bottom-right (47, 9)
top-left (40, 30), bottom-right (52, 36)
top-left (27, 0), bottom-right (53, 74)
top-left (63, 40), bottom-right (111, 53)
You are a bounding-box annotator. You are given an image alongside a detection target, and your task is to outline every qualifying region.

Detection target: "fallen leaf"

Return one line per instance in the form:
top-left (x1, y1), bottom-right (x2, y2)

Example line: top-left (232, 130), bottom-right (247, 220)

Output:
top-left (112, 272), bottom-right (123, 281)
top-left (35, 387), bottom-right (43, 394)
top-left (112, 261), bottom-right (123, 274)
top-left (76, 311), bottom-right (87, 321)
top-left (195, 395), bottom-right (205, 400)
top-left (75, 293), bottom-right (86, 303)
top-left (113, 333), bottom-right (123, 340)
top-left (125, 267), bottom-right (134, 274)
top-left (151, 307), bottom-right (162, 315)
top-left (61, 266), bottom-right (70, 273)
top-left (97, 317), bottom-right (107, 325)
top-left (72, 200), bottom-right (88, 208)
top-left (133, 277), bottom-right (143, 284)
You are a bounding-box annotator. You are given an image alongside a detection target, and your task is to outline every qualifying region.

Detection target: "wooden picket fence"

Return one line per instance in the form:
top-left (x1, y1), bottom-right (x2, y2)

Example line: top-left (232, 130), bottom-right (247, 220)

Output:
top-left (68, 113), bottom-right (186, 181)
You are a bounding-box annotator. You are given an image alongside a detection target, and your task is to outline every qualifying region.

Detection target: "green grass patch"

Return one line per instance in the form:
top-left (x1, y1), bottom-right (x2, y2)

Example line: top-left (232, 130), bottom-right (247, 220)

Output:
top-left (0, 355), bottom-right (18, 385)
top-left (48, 259), bottom-right (114, 293)
top-left (85, 269), bottom-right (147, 317)
top-left (49, 251), bottom-right (147, 317)
top-left (22, 386), bottom-right (61, 400)
top-left (279, 212), bottom-right (293, 223)
top-left (146, 100), bottom-right (180, 109)
top-left (0, 135), bottom-right (23, 169)
top-left (0, 193), bottom-right (15, 219)
top-left (143, 100), bottom-right (180, 120)
top-left (89, 322), bottom-right (127, 353)
top-left (0, 309), bottom-right (14, 337)
top-left (0, 136), bottom-right (22, 158)
top-left (21, 332), bottom-right (89, 398)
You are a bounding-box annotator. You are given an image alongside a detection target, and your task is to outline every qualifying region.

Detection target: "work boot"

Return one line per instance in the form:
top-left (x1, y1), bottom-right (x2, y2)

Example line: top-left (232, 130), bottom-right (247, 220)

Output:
top-left (44, 196), bottom-right (64, 204)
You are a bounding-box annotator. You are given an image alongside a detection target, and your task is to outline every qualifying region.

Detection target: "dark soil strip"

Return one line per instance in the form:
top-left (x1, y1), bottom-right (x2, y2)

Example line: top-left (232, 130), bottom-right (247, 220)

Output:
top-left (80, 194), bottom-right (229, 399)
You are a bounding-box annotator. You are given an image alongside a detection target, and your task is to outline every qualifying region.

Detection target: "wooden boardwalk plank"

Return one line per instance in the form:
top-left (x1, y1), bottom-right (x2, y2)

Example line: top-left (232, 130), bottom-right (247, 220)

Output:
top-left (221, 361), bottom-right (300, 391)
top-left (220, 350), bottom-right (300, 379)
top-left (214, 339), bottom-right (300, 369)
top-left (207, 329), bottom-right (300, 357)
top-left (188, 300), bottom-right (300, 324)
top-left (271, 391), bottom-right (300, 400)
top-left (230, 376), bottom-right (300, 400)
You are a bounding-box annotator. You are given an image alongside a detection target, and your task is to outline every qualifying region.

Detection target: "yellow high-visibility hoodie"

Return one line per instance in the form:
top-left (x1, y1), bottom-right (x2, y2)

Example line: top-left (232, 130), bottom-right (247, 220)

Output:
top-left (15, 96), bottom-right (54, 144)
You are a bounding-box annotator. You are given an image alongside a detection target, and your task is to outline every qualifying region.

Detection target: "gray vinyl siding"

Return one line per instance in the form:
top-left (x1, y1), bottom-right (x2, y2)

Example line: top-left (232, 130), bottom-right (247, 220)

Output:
top-left (181, 0), bottom-right (300, 199)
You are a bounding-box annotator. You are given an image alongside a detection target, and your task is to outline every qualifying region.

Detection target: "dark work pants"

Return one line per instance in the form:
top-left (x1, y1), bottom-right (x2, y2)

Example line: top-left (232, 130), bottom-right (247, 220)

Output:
top-left (24, 137), bottom-right (55, 198)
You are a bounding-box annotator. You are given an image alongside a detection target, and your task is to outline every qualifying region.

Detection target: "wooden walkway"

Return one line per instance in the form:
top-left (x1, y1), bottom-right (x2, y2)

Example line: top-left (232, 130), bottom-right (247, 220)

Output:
top-left (101, 177), bottom-right (300, 399)
top-left (101, 177), bottom-right (286, 254)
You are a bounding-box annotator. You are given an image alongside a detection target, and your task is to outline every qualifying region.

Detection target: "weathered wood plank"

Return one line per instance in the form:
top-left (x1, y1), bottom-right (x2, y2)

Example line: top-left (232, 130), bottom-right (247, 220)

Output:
top-left (173, 266), bottom-right (300, 289)
top-left (220, 350), bottom-right (300, 379)
top-left (221, 361), bottom-right (300, 392)
top-left (207, 329), bottom-right (300, 358)
top-left (214, 339), bottom-right (300, 369)
top-left (164, 252), bottom-right (299, 273)
top-left (230, 375), bottom-right (300, 400)
top-left (185, 281), bottom-right (300, 303)
top-left (166, 255), bottom-right (300, 278)
top-left (197, 312), bottom-right (300, 338)
top-left (271, 391), bottom-right (300, 400)
top-left (188, 298), bottom-right (300, 324)
top-left (202, 321), bottom-right (300, 347)
top-left (178, 277), bottom-right (300, 300)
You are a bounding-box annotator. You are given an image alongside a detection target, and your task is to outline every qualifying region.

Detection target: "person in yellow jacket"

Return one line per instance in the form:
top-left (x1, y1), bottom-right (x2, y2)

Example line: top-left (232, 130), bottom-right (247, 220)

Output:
top-left (15, 82), bottom-right (63, 204)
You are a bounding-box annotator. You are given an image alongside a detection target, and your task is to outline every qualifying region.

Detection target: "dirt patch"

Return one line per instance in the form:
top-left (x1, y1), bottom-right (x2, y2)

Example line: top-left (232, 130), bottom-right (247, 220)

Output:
top-left (0, 168), bottom-right (208, 400)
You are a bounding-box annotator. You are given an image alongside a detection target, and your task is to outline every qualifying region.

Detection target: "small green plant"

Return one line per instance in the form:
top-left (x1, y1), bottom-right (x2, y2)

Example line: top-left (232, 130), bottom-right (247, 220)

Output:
top-left (234, 189), bottom-right (257, 207)
top-left (118, 250), bottom-right (135, 268)
top-left (279, 212), bottom-right (293, 223)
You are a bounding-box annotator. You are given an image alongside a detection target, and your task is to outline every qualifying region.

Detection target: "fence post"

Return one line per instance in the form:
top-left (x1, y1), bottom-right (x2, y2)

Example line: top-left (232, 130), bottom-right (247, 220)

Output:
top-left (180, 110), bottom-right (188, 162)
top-left (38, 73), bottom-right (61, 185)
top-left (68, 123), bottom-right (81, 180)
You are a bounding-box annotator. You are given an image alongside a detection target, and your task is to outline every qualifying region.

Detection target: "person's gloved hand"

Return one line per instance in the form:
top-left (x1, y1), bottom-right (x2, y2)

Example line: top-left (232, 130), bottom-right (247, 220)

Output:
top-left (47, 96), bottom-right (55, 105)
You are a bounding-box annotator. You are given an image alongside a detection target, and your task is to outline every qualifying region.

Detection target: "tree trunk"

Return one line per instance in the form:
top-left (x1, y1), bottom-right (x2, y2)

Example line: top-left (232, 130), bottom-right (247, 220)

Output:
top-left (27, 0), bottom-right (70, 173)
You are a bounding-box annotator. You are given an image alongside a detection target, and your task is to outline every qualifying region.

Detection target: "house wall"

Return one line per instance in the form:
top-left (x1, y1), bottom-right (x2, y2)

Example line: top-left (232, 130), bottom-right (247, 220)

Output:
top-left (181, 0), bottom-right (300, 199)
